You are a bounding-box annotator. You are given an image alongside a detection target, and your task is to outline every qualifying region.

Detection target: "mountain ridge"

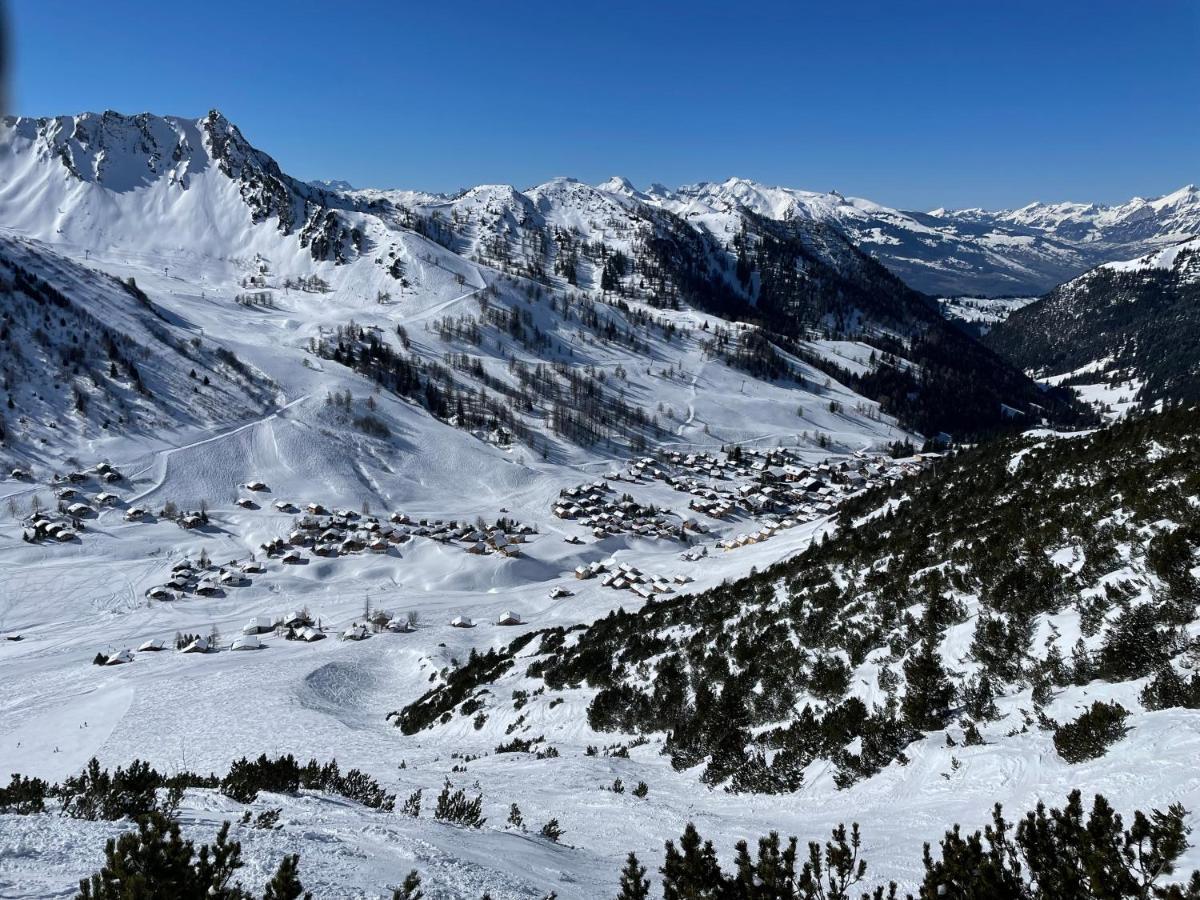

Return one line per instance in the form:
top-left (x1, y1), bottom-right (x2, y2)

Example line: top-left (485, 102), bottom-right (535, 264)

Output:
top-left (0, 108), bottom-right (1080, 440)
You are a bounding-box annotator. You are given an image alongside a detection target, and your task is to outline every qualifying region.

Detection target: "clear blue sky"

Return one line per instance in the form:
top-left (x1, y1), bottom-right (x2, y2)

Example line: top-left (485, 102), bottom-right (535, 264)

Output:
top-left (7, 0), bottom-right (1199, 210)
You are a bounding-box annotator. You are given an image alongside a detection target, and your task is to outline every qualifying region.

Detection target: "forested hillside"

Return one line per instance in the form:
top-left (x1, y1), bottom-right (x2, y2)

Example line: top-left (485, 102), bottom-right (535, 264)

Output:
top-left (398, 406), bottom-right (1200, 794)
top-left (988, 239), bottom-right (1200, 408)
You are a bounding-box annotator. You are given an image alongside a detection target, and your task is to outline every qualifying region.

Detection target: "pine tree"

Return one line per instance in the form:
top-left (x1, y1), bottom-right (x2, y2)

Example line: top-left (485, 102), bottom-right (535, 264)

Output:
top-left (262, 854), bottom-right (309, 900)
top-left (902, 637), bottom-right (955, 731)
top-left (661, 823), bottom-right (724, 900)
top-left (76, 813), bottom-right (250, 900)
top-left (392, 870), bottom-right (423, 900)
top-left (616, 852), bottom-right (650, 900)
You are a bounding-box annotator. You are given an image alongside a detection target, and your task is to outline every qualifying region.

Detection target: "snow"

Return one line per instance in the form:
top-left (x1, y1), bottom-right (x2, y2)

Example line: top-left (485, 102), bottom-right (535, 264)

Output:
top-left (0, 111), bottom-right (1196, 898)
top-left (1102, 236), bottom-right (1200, 275)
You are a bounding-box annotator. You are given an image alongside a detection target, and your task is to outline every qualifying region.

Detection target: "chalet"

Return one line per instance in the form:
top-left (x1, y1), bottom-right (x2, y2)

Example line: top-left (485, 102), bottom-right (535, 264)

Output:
top-left (195, 579), bottom-right (220, 596)
top-left (277, 610), bottom-right (311, 628)
top-left (497, 610), bottom-right (522, 626)
top-left (240, 560), bottom-right (265, 574)
top-left (56, 530), bottom-right (77, 542)
top-left (67, 502), bottom-right (91, 517)
top-left (273, 500), bottom-right (295, 512)
top-left (281, 549), bottom-right (304, 564)
top-left (56, 487), bottom-right (79, 500)
top-left (181, 514), bottom-right (204, 529)
top-left (549, 586), bottom-right (573, 599)
top-left (102, 471), bottom-right (122, 484)
top-left (236, 498), bottom-right (257, 509)
top-left (146, 586), bottom-right (173, 600)
top-left (231, 634), bottom-right (263, 651)
top-left (306, 502), bottom-right (327, 515)
top-left (10, 468), bottom-right (30, 479)
top-left (450, 615), bottom-right (474, 628)
top-left (219, 570), bottom-right (243, 586)
top-left (138, 639), bottom-right (165, 652)
top-left (387, 618), bottom-right (414, 633)
top-left (298, 626), bottom-right (325, 642)
top-left (239, 616), bottom-right (272, 637)
top-left (95, 492), bottom-right (118, 506)
top-left (105, 649), bottom-right (134, 665)
top-left (341, 624), bottom-right (368, 641)
top-left (124, 507), bottom-right (146, 522)
top-left (368, 538), bottom-right (389, 553)
top-left (180, 637), bottom-right (209, 654)
top-left (245, 481), bottom-right (269, 492)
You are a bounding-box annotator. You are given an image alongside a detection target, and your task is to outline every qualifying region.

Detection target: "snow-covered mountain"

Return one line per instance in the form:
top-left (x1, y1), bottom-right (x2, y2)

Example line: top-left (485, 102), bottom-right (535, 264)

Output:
top-left (937, 184), bottom-right (1200, 247)
top-left (0, 111), bottom-right (1073, 442)
top-left (659, 177), bottom-right (1200, 297)
top-left (985, 236), bottom-right (1200, 416)
top-left (380, 171), bottom-right (1199, 300)
top-left (1, 109), bottom-right (1196, 899)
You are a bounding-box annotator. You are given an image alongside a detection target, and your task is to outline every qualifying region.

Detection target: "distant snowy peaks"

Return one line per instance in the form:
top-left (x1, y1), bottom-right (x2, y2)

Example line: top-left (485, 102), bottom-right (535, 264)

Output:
top-left (935, 184), bottom-right (1200, 243)
top-left (309, 179), bottom-right (355, 192)
top-left (2, 107), bottom-right (1197, 297)
top-left (596, 175), bottom-right (648, 200)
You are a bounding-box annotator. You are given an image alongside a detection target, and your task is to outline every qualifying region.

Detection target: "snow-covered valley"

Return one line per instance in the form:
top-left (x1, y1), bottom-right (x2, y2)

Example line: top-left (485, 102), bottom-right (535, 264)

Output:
top-left (0, 109), bottom-right (1198, 900)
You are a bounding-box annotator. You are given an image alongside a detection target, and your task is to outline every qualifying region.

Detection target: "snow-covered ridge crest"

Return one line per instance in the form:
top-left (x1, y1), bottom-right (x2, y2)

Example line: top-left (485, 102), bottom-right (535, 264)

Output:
top-left (0, 109), bottom-right (373, 271)
top-left (3, 109), bottom-right (1196, 297)
top-left (1100, 235), bottom-right (1200, 275)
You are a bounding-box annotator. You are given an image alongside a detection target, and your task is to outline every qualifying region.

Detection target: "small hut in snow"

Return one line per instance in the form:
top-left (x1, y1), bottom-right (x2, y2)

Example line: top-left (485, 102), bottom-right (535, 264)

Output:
top-left (180, 637), bottom-right (209, 654)
top-left (243, 616), bottom-right (274, 635)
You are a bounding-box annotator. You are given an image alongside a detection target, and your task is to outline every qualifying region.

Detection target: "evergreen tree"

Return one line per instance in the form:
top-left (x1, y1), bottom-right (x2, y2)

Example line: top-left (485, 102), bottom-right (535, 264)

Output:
top-left (76, 813), bottom-right (250, 900)
top-left (1141, 666), bottom-right (1200, 711)
top-left (392, 870), bottom-right (423, 900)
top-left (262, 855), bottom-right (309, 900)
top-left (616, 852), bottom-right (650, 900)
top-left (902, 638), bottom-right (955, 731)
top-left (661, 823), bottom-right (725, 900)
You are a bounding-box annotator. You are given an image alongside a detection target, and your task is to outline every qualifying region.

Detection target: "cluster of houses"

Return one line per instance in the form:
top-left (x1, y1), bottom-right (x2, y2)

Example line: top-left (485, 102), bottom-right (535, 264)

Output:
top-left (572, 559), bottom-right (693, 601)
top-left (264, 504), bottom-right (538, 562)
top-left (598, 448), bottom-right (940, 552)
top-left (19, 463), bottom-right (130, 544)
top-left (94, 600), bottom-right (532, 667)
top-left (52, 462), bottom-right (124, 486)
top-left (23, 514), bottom-right (79, 543)
top-left (553, 480), bottom-right (686, 541)
top-left (145, 555), bottom-right (262, 601)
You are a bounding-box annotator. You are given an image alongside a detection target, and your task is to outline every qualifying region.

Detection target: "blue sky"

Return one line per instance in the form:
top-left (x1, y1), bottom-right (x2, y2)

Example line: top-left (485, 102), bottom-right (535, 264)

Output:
top-left (7, 0), bottom-right (1198, 210)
